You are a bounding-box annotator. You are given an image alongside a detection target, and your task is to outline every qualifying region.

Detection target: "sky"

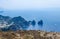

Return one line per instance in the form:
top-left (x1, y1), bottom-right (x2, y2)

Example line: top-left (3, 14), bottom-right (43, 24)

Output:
top-left (0, 0), bottom-right (60, 32)
top-left (0, 0), bottom-right (60, 10)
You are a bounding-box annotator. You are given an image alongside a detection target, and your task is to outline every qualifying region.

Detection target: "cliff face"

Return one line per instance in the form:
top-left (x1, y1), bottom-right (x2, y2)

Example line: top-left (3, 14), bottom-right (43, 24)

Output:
top-left (0, 30), bottom-right (60, 39)
top-left (0, 15), bottom-right (30, 31)
top-left (0, 15), bottom-right (44, 31)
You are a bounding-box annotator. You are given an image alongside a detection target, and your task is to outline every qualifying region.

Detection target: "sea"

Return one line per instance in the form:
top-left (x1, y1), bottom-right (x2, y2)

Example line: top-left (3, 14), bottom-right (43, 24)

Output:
top-left (0, 10), bottom-right (60, 32)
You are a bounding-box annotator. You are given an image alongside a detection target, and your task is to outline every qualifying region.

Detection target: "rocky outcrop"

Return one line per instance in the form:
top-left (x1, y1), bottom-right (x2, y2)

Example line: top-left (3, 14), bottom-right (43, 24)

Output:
top-left (38, 20), bottom-right (43, 26)
top-left (0, 15), bottom-right (44, 31)
top-left (31, 20), bottom-right (36, 26)
top-left (28, 20), bottom-right (36, 26)
top-left (0, 15), bottom-right (30, 31)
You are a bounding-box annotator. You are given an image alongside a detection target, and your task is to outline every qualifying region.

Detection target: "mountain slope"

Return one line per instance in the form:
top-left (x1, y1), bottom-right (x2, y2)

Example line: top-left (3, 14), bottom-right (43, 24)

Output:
top-left (0, 15), bottom-right (30, 31)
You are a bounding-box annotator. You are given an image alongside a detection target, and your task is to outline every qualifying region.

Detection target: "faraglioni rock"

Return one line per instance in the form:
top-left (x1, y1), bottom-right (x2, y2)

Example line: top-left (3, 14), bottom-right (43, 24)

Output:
top-left (31, 20), bottom-right (36, 26)
top-left (38, 20), bottom-right (43, 26)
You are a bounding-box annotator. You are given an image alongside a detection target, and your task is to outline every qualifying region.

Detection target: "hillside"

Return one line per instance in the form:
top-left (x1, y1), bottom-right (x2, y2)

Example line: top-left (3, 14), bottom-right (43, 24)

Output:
top-left (0, 30), bottom-right (60, 39)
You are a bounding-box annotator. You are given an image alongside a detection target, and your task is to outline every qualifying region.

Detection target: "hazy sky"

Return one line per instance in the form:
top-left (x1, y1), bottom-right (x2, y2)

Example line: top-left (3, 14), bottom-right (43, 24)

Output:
top-left (0, 0), bottom-right (60, 10)
top-left (0, 0), bottom-right (60, 32)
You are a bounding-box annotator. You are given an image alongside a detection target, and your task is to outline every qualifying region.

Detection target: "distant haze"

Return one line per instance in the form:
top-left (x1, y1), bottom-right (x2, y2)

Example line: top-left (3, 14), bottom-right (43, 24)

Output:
top-left (0, 0), bottom-right (60, 10)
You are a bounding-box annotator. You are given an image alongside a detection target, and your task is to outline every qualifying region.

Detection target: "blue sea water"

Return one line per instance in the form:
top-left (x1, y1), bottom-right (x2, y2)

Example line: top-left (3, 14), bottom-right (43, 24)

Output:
top-left (0, 10), bottom-right (60, 32)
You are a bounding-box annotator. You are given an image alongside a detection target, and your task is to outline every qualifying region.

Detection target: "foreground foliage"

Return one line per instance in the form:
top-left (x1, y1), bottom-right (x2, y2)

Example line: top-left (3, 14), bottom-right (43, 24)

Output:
top-left (0, 30), bottom-right (60, 39)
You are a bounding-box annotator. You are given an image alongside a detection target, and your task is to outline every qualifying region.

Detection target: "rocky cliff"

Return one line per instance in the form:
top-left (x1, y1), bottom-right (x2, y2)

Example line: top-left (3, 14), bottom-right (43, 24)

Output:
top-left (0, 15), bottom-right (29, 31)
